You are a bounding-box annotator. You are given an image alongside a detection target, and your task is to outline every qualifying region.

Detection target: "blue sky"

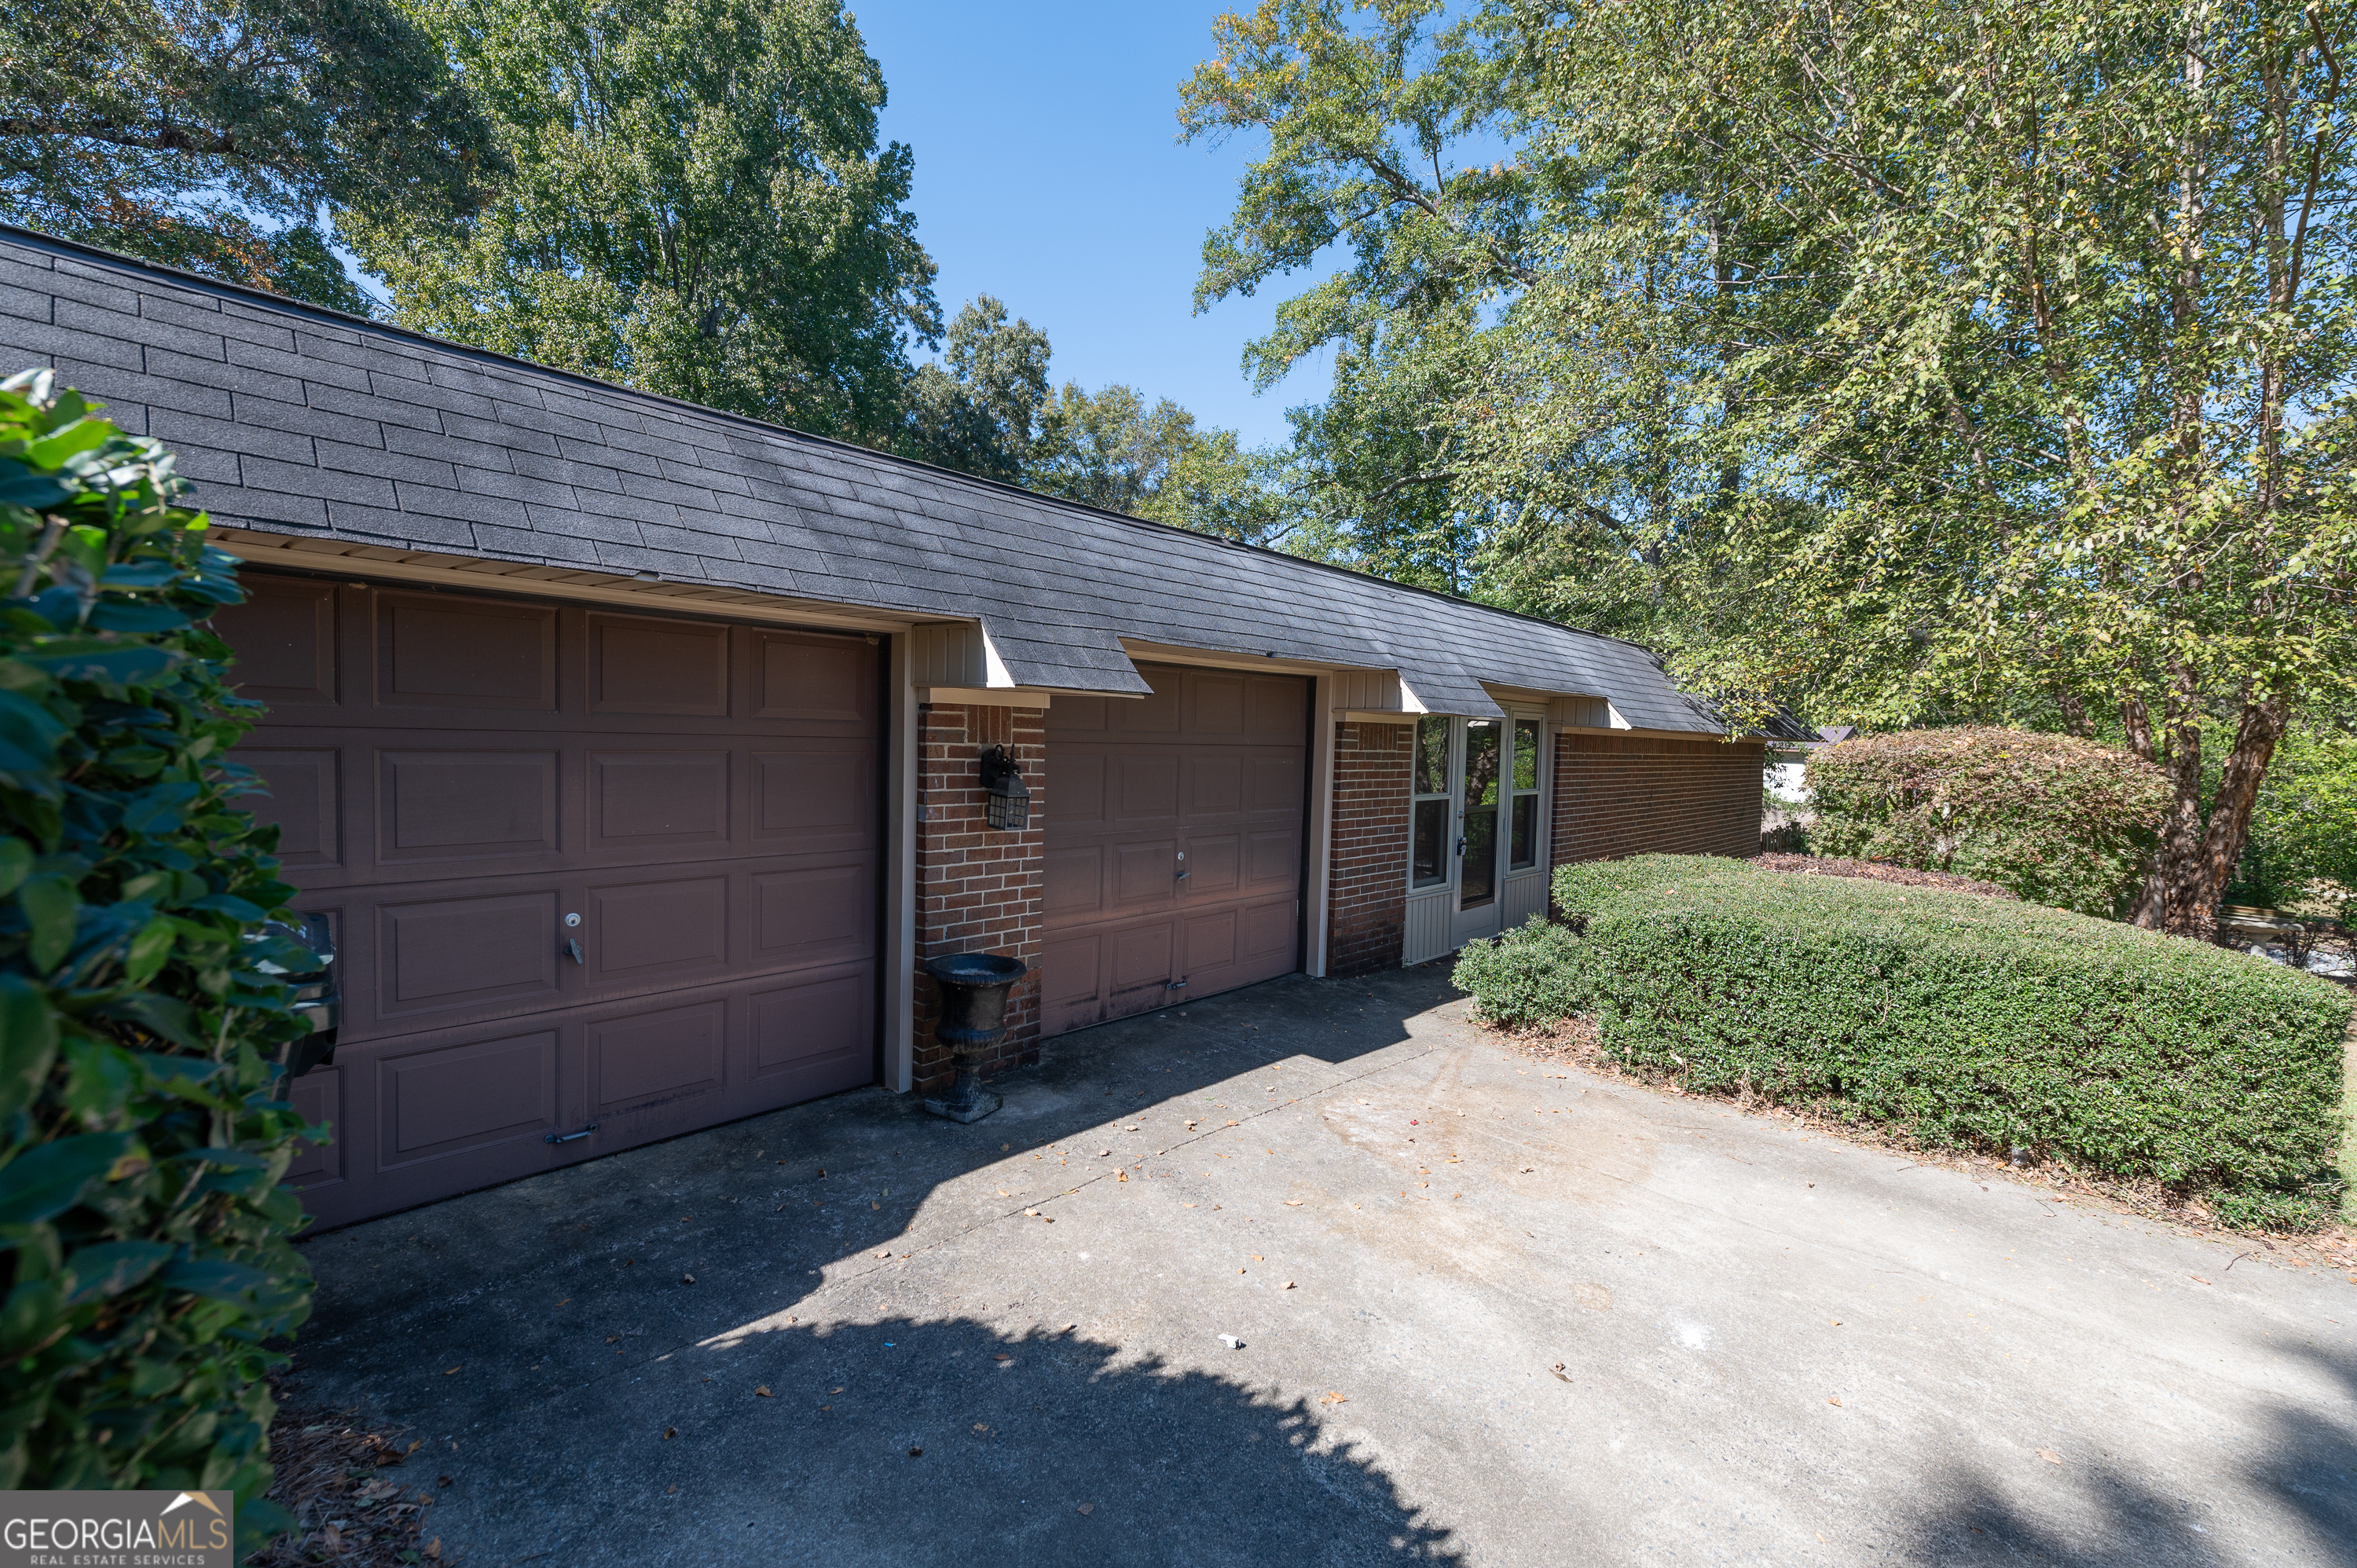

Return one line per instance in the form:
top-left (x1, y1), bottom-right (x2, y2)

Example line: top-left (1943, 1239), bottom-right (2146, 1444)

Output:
top-left (855, 1), bottom-right (1325, 448)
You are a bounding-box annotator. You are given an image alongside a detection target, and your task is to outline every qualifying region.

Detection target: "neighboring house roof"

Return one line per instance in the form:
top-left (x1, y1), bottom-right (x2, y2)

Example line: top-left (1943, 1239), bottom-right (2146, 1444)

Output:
top-left (0, 225), bottom-right (1721, 731)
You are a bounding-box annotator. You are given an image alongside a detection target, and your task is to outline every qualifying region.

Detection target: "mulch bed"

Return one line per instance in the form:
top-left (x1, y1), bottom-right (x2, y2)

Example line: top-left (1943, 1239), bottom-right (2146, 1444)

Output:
top-left (1754, 852), bottom-right (2018, 899)
top-left (245, 1392), bottom-right (451, 1566)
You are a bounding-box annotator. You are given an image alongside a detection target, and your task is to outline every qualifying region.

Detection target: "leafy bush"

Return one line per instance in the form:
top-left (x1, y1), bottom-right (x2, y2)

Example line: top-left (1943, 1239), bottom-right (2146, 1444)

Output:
top-left (2236, 730), bottom-right (2357, 923)
top-left (1451, 918), bottom-right (1589, 1028)
top-left (1454, 855), bottom-right (2351, 1229)
top-left (1806, 727), bottom-right (2170, 916)
top-left (0, 372), bottom-right (313, 1548)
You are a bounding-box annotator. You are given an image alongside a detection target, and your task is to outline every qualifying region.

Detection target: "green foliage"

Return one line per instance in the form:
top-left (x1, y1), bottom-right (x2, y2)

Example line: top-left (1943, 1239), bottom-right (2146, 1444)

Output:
top-left (1805, 728), bottom-right (2172, 917)
top-left (1469, 856), bottom-right (2352, 1229)
top-left (2238, 730), bottom-right (2357, 922)
top-left (898, 296), bottom-right (1051, 485)
top-left (0, 0), bottom-right (498, 310)
top-left (343, 0), bottom-right (939, 443)
top-left (1450, 917), bottom-right (1588, 1029)
top-left (0, 372), bottom-right (313, 1549)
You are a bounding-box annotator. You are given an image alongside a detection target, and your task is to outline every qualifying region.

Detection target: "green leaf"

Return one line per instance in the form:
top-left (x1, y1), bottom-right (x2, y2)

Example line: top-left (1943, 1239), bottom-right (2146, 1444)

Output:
top-left (0, 1134), bottom-right (140, 1225)
top-left (160, 1258), bottom-right (274, 1301)
top-left (18, 874), bottom-right (79, 972)
top-left (123, 917), bottom-right (178, 986)
top-left (0, 973), bottom-right (57, 1123)
top-left (0, 837), bottom-right (32, 899)
top-left (61, 1242), bottom-right (175, 1306)
top-left (93, 993), bottom-right (203, 1050)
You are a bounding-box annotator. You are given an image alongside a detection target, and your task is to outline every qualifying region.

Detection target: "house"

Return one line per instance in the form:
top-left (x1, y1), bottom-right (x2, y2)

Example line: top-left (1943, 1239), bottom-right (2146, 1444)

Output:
top-left (0, 226), bottom-right (1765, 1226)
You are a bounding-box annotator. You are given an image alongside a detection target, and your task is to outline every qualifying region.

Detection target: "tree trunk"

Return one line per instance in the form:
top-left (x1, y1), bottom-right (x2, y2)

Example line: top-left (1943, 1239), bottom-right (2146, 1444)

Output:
top-left (2128, 683), bottom-right (2290, 939)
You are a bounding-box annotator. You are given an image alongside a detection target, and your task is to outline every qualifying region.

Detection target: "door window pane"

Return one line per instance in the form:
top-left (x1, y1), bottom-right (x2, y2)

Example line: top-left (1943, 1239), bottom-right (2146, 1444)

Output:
top-left (1460, 804), bottom-right (1497, 907)
top-left (1414, 716), bottom-right (1449, 797)
top-left (1513, 719), bottom-right (1539, 792)
top-left (1511, 792), bottom-right (1538, 870)
top-left (1411, 797), bottom-right (1448, 886)
top-left (1464, 720), bottom-right (1500, 807)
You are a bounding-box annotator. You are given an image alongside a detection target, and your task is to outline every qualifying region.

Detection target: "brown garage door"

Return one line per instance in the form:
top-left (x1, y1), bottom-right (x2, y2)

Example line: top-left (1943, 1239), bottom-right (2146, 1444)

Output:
top-left (216, 573), bottom-right (880, 1228)
top-left (1041, 663), bottom-right (1307, 1035)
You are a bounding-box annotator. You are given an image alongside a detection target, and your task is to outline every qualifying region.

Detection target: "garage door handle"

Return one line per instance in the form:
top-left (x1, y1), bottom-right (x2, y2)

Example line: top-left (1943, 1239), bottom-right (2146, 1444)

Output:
top-left (1175, 870), bottom-right (1189, 880)
top-left (565, 938), bottom-right (585, 965)
top-left (544, 1122), bottom-right (599, 1145)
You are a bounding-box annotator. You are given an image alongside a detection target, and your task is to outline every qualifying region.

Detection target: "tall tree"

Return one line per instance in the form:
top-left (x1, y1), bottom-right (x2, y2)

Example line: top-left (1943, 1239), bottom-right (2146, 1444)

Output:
top-left (343, 0), bottom-right (938, 442)
top-left (1185, 0), bottom-right (2357, 936)
top-left (898, 295), bottom-right (1050, 483)
top-left (0, 0), bottom-right (497, 310)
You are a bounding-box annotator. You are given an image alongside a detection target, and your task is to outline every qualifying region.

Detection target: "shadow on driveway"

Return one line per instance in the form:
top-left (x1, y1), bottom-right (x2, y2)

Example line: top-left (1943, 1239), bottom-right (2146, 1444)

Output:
top-left (284, 967), bottom-right (1469, 1565)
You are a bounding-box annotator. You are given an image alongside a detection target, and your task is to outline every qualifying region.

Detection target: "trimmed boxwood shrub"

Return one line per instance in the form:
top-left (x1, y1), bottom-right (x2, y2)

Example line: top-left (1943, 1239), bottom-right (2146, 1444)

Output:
top-left (0, 372), bottom-right (313, 1548)
top-left (1807, 727), bottom-right (2170, 916)
top-left (1455, 855), bottom-right (2352, 1229)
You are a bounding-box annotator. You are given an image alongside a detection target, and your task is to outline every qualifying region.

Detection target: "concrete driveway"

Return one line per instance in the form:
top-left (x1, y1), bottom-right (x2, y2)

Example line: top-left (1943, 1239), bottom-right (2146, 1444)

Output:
top-left (286, 966), bottom-right (2355, 1566)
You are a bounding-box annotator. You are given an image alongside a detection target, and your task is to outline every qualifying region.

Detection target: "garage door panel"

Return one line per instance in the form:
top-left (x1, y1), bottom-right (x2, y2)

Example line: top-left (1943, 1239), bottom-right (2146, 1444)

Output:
top-left (750, 973), bottom-right (871, 1091)
top-left (1114, 839), bottom-right (1177, 904)
top-left (376, 1028), bottom-right (559, 1167)
top-left (1185, 833), bottom-right (1239, 896)
top-left (753, 632), bottom-right (871, 724)
top-left (238, 748), bottom-right (341, 868)
top-left (753, 746), bottom-right (874, 850)
top-left (1248, 828), bottom-right (1299, 889)
top-left (379, 749), bottom-right (559, 863)
top-left (753, 863), bottom-right (871, 968)
top-left (237, 574), bottom-right (882, 1227)
top-left (1046, 662), bottom-right (1305, 1033)
top-left (379, 891), bottom-right (562, 1017)
top-left (588, 614), bottom-right (728, 716)
top-left (1250, 755), bottom-right (1303, 812)
top-left (589, 1001), bottom-right (727, 1116)
top-left (590, 750), bottom-right (730, 848)
top-left (1043, 845), bottom-right (1103, 918)
top-left (1186, 675), bottom-right (1245, 735)
top-left (283, 1067), bottom-right (342, 1188)
top-left (588, 876), bottom-right (729, 984)
top-left (1186, 756), bottom-right (1241, 816)
top-left (1057, 754), bottom-right (1106, 826)
top-left (1247, 677), bottom-right (1307, 738)
top-left (1114, 755), bottom-right (1178, 821)
top-left (220, 577), bottom-right (339, 705)
top-left (378, 595), bottom-right (558, 712)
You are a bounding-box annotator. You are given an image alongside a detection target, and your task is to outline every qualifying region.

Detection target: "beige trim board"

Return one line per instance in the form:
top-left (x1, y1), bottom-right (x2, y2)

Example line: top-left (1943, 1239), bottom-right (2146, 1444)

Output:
top-left (215, 528), bottom-right (915, 633)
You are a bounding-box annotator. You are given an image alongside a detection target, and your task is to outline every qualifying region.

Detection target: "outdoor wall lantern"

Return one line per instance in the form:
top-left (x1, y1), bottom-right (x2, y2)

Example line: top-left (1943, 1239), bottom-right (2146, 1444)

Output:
top-left (980, 745), bottom-right (1030, 831)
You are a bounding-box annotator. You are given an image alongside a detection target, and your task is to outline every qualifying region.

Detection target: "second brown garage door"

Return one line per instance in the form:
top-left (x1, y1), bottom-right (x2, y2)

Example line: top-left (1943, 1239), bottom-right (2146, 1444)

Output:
top-left (1040, 663), bottom-right (1307, 1035)
top-left (217, 573), bottom-right (881, 1228)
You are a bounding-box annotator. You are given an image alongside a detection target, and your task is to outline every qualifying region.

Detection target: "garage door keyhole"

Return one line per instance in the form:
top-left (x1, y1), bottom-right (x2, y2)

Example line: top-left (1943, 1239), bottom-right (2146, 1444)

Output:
top-left (564, 912), bottom-right (585, 966)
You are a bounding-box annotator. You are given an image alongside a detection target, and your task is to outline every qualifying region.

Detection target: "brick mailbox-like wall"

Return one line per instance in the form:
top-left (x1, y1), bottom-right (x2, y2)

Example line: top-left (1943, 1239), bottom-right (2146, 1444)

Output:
top-left (1551, 733), bottom-right (1765, 867)
top-left (1326, 720), bottom-right (1413, 976)
top-left (914, 702), bottom-right (1047, 1094)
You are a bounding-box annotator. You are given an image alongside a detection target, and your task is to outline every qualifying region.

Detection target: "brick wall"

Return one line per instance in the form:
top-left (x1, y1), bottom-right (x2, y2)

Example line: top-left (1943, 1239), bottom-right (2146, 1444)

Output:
top-left (915, 703), bottom-right (1047, 1093)
top-left (1551, 734), bottom-right (1765, 867)
top-left (1327, 720), bottom-right (1413, 976)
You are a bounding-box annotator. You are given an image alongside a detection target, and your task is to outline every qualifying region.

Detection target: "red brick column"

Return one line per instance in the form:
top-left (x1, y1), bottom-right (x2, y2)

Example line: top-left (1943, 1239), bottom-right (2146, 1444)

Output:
top-left (1327, 720), bottom-right (1412, 976)
top-left (915, 703), bottom-right (1047, 1094)
top-left (1551, 735), bottom-right (1766, 867)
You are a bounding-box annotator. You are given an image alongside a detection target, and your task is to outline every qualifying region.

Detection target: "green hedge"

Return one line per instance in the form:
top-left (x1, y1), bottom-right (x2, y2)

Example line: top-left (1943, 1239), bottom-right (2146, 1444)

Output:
top-left (1807, 727), bottom-right (2170, 916)
top-left (0, 371), bottom-right (313, 1550)
top-left (1455, 855), bottom-right (2352, 1229)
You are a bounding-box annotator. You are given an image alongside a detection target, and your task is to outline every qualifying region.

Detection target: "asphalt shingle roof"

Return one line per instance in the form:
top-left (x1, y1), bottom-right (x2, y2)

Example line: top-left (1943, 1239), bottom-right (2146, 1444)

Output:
top-left (0, 226), bottom-right (1719, 731)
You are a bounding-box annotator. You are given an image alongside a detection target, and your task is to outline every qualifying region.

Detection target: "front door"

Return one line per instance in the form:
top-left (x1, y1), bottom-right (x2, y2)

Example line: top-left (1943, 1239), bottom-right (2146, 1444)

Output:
top-left (1450, 718), bottom-right (1508, 947)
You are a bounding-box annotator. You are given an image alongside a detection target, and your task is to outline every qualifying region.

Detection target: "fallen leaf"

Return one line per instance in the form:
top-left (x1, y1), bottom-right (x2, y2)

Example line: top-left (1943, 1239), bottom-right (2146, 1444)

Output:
top-left (1226, 1120), bottom-right (1237, 1127)
top-left (874, 1249), bottom-right (892, 1258)
top-left (1282, 1280), bottom-right (1296, 1290)
top-left (1321, 1390), bottom-right (1347, 1405)
top-left (1076, 1503), bottom-right (1094, 1516)
top-left (2190, 1275), bottom-right (2212, 1285)
top-left (1182, 1202), bottom-right (1198, 1208)
top-left (443, 1366), bottom-right (460, 1376)
top-left (663, 1427), bottom-right (677, 1439)
top-left (1024, 1208), bottom-right (1039, 1216)
top-left (2037, 1448), bottom-right (2062, 1465)
top-left (1549, 1363), bottom-right (1570, 1383)
top-left (998, 1190), bottom-right (1011, 1196)
top-left (424, 1538), bottom-right (441, 1560)
top-left (681, 1273), bottom-right (696, 1284)
top-left (1116, 1171), bottom-right (1128, 1182)
top-left (973, 1423), bottom-right (990, 1434)
top-left (755, 1386), bottom-right (772, 1398)
top-left (1284, 1200), bottom-right (1303, 1207)
top-left (1831, 1319), bottom-right (1842, 1326)
top-left (993, 1353), bottom-right (1011, 1362)
top-left (1827, 1395), bottom-right (1842, 1407)
top-left (908, 1447), bottom-right (924, 1458)
top-left (870, 1201), bottom-right (880, 1211)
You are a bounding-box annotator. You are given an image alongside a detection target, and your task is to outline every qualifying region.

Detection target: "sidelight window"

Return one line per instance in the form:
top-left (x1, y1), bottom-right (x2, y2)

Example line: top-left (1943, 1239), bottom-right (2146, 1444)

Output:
top-left (1508, 718), bottom-right (1541, 870)
top-left (1410, 715), bottom-right (1450, 888)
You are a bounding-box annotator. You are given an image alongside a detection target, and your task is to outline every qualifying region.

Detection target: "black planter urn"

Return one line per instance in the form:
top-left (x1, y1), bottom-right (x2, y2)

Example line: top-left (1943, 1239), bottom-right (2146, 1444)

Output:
top-left (922, 952), bottom-right (1027, 1123)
